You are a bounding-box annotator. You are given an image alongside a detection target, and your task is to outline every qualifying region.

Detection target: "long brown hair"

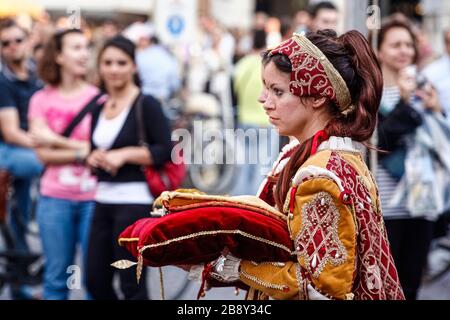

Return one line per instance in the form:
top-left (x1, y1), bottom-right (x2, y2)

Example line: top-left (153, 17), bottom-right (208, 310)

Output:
top-left (38, 29), bottom-right (84, 86)
top-left (264, 29), bottom-right (383, 210)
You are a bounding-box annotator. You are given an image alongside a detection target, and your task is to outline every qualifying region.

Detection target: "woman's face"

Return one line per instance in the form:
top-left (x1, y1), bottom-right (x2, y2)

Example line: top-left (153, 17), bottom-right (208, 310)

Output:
top-left (378, 27), bottom-right (416, 72)
top-left (57, 33), bottom-right (90, 77)
top-left (259, 61), bottom-right (308, 138)
top-left (99, 46), bottom-right (136, 91)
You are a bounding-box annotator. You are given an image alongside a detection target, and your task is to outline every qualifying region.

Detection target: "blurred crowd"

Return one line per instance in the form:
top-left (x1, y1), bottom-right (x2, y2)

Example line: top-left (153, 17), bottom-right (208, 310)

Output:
top-left (1, 1), bottom-right (450, 300)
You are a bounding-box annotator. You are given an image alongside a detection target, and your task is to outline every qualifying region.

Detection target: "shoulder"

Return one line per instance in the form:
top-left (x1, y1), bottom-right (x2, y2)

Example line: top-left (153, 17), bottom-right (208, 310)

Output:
top-left (29, 86), bottom-right (54, 105)
top-left (288, 150), bottom-right (368, 207)
top-left (236, 55), bottom-right (259, 71)
top-left (423, 57), bottom-right (448, 78)
top-left (85, 84), bottom-right (101, 97)
top-left (290, 151), bottom-right (345, 200)
top-left (294, 149), bottom-right (366, 188)
top-left (140, 94), bottom-right (163, 112)
top-left (0, 73), bottom-right (14, 91)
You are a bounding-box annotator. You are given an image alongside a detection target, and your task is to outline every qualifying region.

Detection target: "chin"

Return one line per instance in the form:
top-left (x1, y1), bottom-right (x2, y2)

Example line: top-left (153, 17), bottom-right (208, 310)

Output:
top-left (109, 82), bottom-right (127, 91)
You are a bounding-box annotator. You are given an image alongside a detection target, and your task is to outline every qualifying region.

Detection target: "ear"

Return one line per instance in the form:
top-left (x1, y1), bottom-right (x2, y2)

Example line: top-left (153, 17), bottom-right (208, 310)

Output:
top-left (375, 49), bottom-right (382, 62)
top-left (55, 53), bottom-right (63, 66)
top-left (303, 96), bottom-right (328, 110)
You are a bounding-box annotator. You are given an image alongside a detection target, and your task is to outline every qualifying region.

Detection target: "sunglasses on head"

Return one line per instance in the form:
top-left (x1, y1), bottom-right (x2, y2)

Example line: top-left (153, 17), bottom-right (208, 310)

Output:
top-left (1, 37), bottom-right (25, 47)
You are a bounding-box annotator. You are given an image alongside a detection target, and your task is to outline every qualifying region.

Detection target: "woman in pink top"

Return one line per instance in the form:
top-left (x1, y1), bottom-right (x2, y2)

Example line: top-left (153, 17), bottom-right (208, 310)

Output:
top-left (28, 29), bottom-right (99, 300)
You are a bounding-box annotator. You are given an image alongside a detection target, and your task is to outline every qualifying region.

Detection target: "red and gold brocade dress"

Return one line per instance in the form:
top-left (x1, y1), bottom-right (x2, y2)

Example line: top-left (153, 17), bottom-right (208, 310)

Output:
top-left (240, 136), bottom-right (405, 300)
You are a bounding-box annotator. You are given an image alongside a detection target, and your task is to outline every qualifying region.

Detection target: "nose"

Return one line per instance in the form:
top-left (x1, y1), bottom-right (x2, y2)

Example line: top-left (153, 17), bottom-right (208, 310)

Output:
top-left (80, 48), bottom-right (90, 60)
top-left (259, 89), bottom-right (274, 109)
top-left (260, 92), bottom-right (275, 111)
top-left (400, 44), bottom-right (413, 57)
top-left (258, 88), bottom-right (267, 104)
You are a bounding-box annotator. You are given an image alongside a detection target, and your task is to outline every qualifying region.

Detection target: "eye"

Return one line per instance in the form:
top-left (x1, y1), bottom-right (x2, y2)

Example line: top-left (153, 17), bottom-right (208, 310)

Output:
top-left (273, 88), bottom-right (283, 97)
top-left (117, 60), bottom-right (127, 66)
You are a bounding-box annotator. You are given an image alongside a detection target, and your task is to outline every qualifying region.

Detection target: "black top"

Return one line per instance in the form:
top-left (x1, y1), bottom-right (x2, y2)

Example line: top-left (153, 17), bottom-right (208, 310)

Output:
top-left (90, 94), bottom-right (172, 183)
top-left (0, 63), bottom-right (43, 141)
top-left (377, 98), bottom-right (423, 153)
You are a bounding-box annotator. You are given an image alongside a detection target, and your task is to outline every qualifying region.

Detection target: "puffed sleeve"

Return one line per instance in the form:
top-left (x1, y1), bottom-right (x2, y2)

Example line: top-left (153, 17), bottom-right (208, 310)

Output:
top-left (239, 176), bottom-right (357, 300)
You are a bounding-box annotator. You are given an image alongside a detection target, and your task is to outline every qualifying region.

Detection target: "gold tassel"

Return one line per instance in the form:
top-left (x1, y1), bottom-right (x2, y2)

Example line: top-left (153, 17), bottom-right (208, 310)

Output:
top-left (246, 288), bottom-right (256, 300)
top-left (136, 254), bottom-right (143, 284)
top-left (110, 260), bottom-right (137, 270)
top-left (159, 267), bottom-right (165, 300)
top-left (345, 293), bottom-right (355, 300)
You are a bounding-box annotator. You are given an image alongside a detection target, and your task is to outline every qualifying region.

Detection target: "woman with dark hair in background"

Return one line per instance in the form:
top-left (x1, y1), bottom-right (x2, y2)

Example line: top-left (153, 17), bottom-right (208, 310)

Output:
top-left (28, 29), bottom-right (99, 299)
top-left (375, 20), bottom-right (444, 300)
top-left (187, 30), bottom-right (405, 300)
top-left (86, 35), bottom-right (172, 300)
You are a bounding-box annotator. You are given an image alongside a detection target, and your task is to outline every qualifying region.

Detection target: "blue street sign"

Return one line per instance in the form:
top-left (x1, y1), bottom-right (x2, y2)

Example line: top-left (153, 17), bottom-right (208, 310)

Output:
top-left (167, 15), bottom-right (185, 36)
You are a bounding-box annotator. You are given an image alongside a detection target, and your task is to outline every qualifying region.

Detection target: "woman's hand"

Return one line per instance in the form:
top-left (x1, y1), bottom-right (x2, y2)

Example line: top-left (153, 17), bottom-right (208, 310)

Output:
top-left (416, 83), bottom-right (442, 113)
top-left (99, 149), bottom-right (127, 176)
top-left (86, 149), bottom-right (106, 170)
top-left (307, 284), bottom-right (331, 300)
top-left (29, 127), bottom-right (58, 148)
top-left (398, 68), bottom-right (417, 101)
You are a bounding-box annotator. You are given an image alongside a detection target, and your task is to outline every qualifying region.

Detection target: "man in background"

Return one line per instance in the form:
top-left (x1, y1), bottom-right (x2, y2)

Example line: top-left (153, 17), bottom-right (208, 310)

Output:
top-left (422, 28), bottom-right (450, 116)
top-left (230, 29), bottom-right (278, 196)
top-left (0, 19), bottom-right (43, 300)
top-left (124, 22), bottom-right (181, 102)
top-left (309, 1), bottom-right (339, 32)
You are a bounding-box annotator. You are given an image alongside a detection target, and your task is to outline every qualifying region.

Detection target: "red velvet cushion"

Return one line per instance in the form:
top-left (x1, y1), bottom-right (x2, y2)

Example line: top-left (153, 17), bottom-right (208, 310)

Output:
top-left (119, 205), bottom-right (293, 267)
top-left (119, 218), bottom-right (155, 257)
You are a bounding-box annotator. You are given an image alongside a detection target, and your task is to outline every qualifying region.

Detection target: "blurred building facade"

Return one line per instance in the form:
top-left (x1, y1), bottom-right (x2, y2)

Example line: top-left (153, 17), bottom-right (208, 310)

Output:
top-left (2, 0), bottom-right (450, 56)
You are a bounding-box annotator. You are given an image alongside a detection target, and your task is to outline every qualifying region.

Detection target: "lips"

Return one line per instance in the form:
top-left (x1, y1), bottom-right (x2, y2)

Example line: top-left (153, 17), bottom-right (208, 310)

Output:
top-left (268, 116), bottom-right (279, 124)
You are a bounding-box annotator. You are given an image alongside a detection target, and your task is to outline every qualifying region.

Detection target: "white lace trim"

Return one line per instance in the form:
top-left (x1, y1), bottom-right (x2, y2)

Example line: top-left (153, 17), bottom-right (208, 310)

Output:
top-left (291, 165), bottom-right (345, 191)
top-left (256, 139), bottom-right (300, 197)
top-left (317, 136), bottom-right (363, 153)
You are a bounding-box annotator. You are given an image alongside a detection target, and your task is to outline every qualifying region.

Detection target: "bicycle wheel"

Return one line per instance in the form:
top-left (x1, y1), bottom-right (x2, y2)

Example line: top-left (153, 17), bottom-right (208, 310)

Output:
top-left (147, 266), bottom-right (193, 300)
top-left (188, 135), bottom-right (237, 194)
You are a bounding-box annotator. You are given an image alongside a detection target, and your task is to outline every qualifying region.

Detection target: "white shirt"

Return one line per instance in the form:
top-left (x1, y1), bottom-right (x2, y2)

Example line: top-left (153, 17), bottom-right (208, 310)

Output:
top-left (93, 106), bottom-right (131, 150)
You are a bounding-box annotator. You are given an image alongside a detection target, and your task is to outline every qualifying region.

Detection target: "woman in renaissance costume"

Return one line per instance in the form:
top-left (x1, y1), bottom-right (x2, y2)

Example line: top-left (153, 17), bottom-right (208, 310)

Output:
top-left (187, 29), bottom-right (405, 300)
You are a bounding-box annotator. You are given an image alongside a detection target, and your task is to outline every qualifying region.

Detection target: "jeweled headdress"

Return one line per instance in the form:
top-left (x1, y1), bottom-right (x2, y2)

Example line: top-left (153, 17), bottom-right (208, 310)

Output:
top-left (268, 33), bottom-right (354, 115)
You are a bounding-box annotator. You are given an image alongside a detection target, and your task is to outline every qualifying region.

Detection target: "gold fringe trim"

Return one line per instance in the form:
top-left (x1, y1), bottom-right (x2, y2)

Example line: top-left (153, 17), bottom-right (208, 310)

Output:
top-left (118, 237), bottom-right (139, 246)
top-left (139, 229), bottom-right (293, 256)
top-left (168, 201), bottom-right (287, 222)
top-left (241, 270), bottom-right (289, 292)
top-left (250, 261), bottom-right (286, 267)
top-left (159, 191), bottom-right (286, 221)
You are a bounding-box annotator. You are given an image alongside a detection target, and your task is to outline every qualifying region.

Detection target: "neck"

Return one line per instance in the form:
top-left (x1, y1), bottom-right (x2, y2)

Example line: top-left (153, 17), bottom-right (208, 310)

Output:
top-left (294, 112), bottom-right (330, 144)
top-left (6, 59), bottom-right (28, 78)
top-left (59, 69), bottom-right (85, 92)
top-left (108, 82), bottom-right (138, 100)
top-left (381, 64), bottom-right (399, 87)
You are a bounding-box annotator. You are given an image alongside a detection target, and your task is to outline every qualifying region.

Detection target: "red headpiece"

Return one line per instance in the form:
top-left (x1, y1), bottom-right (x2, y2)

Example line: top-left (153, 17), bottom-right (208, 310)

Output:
top-left (268, 33), bottom-right (354, 115)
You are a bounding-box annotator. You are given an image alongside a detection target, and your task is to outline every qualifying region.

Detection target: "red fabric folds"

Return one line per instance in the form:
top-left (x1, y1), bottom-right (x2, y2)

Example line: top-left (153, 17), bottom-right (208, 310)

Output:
top-left (119, 205), bottom-right (293, 268)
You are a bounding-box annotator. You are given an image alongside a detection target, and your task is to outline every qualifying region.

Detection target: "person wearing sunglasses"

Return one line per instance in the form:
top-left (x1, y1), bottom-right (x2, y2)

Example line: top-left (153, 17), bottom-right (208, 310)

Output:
top-left (0, 19), bottom-right (44, 300)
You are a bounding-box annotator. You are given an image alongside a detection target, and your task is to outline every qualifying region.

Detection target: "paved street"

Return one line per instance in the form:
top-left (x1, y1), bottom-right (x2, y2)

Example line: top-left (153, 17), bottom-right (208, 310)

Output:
top-left (1, 228), bottom-right (449, 300)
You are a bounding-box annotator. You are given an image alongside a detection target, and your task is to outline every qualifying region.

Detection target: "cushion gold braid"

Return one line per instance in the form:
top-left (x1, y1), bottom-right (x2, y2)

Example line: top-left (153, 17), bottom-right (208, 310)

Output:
top-left (139, 229), bottom-right (293, 255)
top-left (291, 33), bottom-right (352, 113)
top-left (158, 190), bottom-right (287, 221)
